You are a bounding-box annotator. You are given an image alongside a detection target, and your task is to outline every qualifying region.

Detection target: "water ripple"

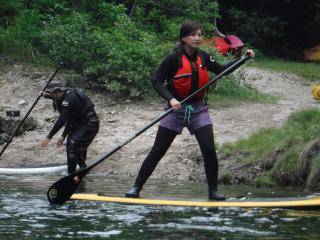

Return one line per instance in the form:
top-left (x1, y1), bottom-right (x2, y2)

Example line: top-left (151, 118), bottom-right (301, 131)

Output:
top-left (1, 175), bottom-right (320, 240)
top-left (148, 222), bottom-right (274, 236)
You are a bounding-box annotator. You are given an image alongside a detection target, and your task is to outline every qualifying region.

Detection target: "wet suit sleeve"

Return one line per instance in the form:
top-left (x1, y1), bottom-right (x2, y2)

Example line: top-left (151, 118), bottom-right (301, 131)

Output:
top-left (61, 119), bottom-right (71, 138)
top-left (201, 51), bottom-right (243, 75)
top-left (151, 53), bottom-right (178, 101)
top-left (47, 94), bottom-right (74, 139)
top-left (47, 110), bottom-right (70, 139)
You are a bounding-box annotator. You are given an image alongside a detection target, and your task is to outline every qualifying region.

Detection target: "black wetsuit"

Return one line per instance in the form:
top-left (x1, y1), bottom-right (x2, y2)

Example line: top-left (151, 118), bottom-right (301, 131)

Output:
top-left (47, 89), bottom-right (99, 174)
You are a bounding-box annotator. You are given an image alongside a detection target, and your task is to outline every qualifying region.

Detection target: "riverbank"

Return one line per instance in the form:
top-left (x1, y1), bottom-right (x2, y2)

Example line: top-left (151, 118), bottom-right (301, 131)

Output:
top-left (0, 62), bottom-right (319, 186)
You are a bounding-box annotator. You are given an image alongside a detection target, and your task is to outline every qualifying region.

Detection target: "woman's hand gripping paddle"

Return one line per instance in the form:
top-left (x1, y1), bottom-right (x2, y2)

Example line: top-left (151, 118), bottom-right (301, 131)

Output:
top-left (47, 55), bottom-right (250, 205)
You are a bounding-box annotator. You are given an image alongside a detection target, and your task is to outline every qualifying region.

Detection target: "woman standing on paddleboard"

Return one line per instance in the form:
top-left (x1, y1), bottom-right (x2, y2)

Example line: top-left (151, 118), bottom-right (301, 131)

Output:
top-left (126, 20), bottom-right (254, 200)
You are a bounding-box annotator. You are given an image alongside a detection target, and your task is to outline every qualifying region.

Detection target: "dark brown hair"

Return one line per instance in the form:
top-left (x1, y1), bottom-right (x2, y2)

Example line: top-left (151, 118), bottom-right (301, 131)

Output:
top-left (179, 20), bottom-right (202, 44)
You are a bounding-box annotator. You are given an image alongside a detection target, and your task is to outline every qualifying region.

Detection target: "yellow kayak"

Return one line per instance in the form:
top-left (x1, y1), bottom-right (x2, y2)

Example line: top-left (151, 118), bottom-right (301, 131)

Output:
top-left (305, 45), bottom-right (320, 62)
top-left (312, 84), bottom-right (320, 99)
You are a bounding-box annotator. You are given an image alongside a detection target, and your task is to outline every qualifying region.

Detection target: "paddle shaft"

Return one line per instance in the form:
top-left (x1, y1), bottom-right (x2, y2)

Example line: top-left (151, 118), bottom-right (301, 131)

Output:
top-left (0, 63), bottom-right (63, 158)
top-left (87, 55), bottom-right (250, 171)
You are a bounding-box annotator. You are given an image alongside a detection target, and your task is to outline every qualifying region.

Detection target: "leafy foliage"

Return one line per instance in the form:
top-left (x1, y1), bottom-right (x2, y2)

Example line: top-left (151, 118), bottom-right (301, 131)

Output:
top-left (41, 11), bottom-right (170, 97)
top-left (0, 9), bottom-right (41, 58)
top-left (131, 0), bottom-right (219, 39)
top-left (1, 0), bottom-right (318, 96)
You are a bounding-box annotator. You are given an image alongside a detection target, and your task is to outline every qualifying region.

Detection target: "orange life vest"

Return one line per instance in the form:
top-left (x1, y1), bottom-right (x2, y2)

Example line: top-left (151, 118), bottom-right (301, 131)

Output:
top-left (171, 53), bottom-right (209, 99)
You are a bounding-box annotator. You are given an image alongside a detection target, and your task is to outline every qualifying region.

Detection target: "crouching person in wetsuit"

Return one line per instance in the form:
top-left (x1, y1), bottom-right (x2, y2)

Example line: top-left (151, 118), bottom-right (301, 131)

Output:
top-left (40, 82), bottom-right (99, 175)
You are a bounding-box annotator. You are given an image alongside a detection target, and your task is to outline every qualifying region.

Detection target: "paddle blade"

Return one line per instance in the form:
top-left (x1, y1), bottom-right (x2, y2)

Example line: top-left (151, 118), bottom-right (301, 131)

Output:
top-left (47, 168), bottom-right (89, 205)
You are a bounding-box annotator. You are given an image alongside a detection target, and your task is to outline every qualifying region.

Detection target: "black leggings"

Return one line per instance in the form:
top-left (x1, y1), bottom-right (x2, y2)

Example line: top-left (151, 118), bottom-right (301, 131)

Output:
top-left (134, 125), bottom-right (219, 189)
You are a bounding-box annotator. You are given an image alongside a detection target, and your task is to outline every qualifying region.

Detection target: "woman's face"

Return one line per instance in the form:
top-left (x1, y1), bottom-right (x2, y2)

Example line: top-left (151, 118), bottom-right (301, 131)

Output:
top-left (182, 29), bottom-right (202, 50)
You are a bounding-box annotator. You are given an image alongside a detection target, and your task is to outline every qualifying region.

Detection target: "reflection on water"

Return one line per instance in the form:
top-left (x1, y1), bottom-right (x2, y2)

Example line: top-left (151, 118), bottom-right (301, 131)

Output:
top-left (1, 175), bottom-right (320, 240)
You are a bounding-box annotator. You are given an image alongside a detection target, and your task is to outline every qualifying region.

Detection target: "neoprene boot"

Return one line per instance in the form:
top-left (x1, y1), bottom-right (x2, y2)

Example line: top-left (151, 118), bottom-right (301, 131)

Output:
top-left (125, 185), bottom-right (142, 198)
top-left (208, 186), bottom-right (225, 201)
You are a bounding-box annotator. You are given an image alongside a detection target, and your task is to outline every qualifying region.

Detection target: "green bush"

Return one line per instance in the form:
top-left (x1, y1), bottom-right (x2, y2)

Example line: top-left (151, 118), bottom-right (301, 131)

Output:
top-left (0, 10), bottom-right (41, 59)
top-left (41, 12), bottom-right (171, 97)
top-left (0, 0), bottom-right (24, 28)
top-left (41, 12), bottom-right (108, 73)
top-left (0, 1), bottom-right (276, 100)
top-left (97, 14), bottom-right (172, 97)
top-left (132, 0), bottom-right (219, 39)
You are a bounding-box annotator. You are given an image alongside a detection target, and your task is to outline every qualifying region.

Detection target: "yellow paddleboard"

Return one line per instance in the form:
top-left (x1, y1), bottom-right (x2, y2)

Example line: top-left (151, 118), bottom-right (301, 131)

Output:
top-left (71, 193), bottom-right (320, 210)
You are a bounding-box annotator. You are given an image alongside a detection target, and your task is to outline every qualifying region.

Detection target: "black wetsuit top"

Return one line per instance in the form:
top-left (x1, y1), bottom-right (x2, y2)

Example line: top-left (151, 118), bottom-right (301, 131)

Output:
top-left (47, 89), bottom-right (95, 139)
top-left (152, 47), bottom-right (239, 102)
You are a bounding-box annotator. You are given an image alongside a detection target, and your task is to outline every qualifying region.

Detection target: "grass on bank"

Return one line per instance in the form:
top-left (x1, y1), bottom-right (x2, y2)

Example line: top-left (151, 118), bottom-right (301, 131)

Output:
top-left (251, 58), bottom-right (320, 81)
top-left (208, 76), bottom-right (277, 104)
top-left (220, 109), bottom-right (320, 187)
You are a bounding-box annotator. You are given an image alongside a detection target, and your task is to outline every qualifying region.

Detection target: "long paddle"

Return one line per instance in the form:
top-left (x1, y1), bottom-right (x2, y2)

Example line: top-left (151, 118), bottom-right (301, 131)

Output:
top-left (47, 55), bottom-right (250, 205)
top-left (0, 62), bottom-right (64, 158)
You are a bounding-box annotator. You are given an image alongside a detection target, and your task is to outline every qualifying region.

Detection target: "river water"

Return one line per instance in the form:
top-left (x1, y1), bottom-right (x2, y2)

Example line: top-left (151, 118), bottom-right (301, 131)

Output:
top-left (0, 174), bottom-right (320, 240)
